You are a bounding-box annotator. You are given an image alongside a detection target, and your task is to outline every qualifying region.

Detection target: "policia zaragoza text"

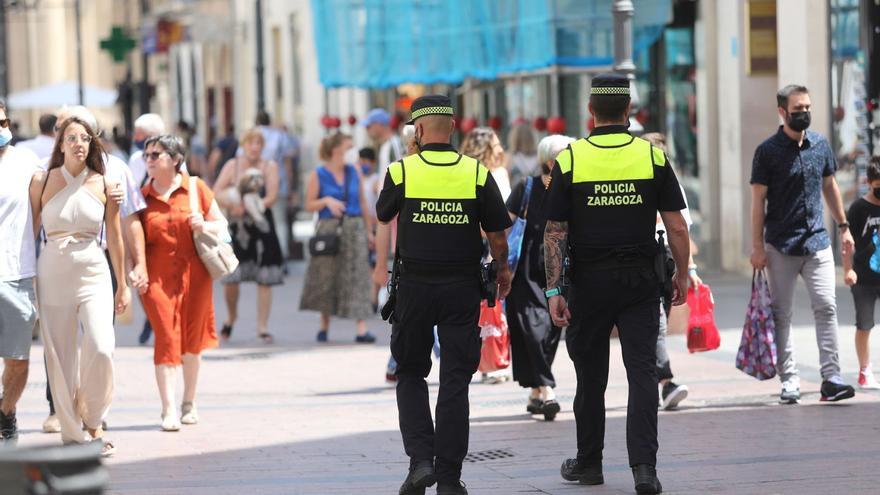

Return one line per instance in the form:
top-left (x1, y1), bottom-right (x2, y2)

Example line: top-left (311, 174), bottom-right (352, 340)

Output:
top-left (411, 200), bottom-right (470, 224)
top-left (373, 94), bottom-right (512, 495)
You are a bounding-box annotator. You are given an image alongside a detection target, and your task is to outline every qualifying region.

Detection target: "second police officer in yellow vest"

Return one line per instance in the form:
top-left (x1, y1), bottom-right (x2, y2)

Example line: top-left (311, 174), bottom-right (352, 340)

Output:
top-left (543, 73), bottom-right (691, 495)
top-left (375, 95), bottom-right (512, 495)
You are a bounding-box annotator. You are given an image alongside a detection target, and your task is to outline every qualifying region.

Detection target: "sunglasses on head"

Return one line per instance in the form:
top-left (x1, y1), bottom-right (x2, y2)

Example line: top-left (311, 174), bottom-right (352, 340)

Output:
top-left (0, 119), bottom-right (9, 129)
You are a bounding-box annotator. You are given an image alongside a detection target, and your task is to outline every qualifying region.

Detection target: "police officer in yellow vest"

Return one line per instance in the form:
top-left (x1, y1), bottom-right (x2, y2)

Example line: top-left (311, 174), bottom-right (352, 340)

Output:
top-left (376, 95), bottom-right (512, 495)
top-left (543, 74), bottom-right (690, 495)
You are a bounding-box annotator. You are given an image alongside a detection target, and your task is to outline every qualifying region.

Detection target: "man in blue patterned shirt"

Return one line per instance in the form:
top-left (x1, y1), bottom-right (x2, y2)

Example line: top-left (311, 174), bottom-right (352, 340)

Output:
top-left (750, 84), bottom-right (856, 404)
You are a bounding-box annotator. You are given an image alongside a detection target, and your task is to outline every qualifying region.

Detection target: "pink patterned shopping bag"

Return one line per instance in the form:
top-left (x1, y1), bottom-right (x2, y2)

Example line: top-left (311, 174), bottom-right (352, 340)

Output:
top-left (736, 270), bottom-right (778, 380)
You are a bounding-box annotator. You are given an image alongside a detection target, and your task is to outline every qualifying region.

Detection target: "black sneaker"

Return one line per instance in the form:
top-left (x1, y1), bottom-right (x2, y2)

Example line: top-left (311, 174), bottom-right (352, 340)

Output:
top-left (355, 332), bottom-right (376, 344)
top-left (541, 400), bottom-right (561, 421)
top-left (560, 458), bottom-right (604, 485)
top-left (436, 480), bottom-right (468, 495)
top-left (526, 397), bottom-right (543, 414)
top-left (0, 408), bottom-right (18, 442)
top-left (399, 460), bottom-right (435, 495)
top-left (820, 379), bottom-right (856, 402)
top-left (661, 382), bottom-right (689, 410)
top-left (632, 464), bottom-right (662, 494)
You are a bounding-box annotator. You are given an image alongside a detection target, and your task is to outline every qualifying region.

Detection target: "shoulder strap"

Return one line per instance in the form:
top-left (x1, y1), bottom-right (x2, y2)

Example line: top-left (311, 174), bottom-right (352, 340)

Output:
top-left (39, 168), bottom-right (51, 204)
top-left (189, 176), bottom-right (199, 214)
top-left (520, 176), bottom-right (533, 218)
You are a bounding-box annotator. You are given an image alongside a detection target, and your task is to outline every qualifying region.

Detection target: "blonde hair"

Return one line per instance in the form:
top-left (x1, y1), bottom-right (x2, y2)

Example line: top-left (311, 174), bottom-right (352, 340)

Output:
top-left (319, 132), bottom-right (351, 161)
top-left (460, 127), bottom-right (503, 169)
top-left (240, 127), bottom-right (265, 147)
top-left (641, 132), bottom-right (667, 151)
top-left (507, 123), bottom-right (536, 155)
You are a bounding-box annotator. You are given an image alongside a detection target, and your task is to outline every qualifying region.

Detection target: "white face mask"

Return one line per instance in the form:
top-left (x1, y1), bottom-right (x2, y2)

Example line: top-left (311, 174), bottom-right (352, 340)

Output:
top-left (0, 127), bottom-right (12, 147)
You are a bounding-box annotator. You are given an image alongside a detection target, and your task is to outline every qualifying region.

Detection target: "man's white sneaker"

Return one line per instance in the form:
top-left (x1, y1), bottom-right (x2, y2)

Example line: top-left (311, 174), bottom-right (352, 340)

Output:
top-left (42, 414), bottom-right (61, 433)
top-left (779, 377), bottom-right (800, 404)
top-left (858, 369), bottom-right (880, 390)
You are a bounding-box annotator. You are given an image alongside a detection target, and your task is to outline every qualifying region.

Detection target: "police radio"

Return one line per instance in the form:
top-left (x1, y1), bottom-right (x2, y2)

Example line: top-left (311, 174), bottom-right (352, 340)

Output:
top-left (480, 260), bottom-right (498, 307)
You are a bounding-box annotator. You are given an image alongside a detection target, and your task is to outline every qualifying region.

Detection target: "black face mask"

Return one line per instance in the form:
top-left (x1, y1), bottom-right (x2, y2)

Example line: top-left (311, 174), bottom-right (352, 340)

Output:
top-left (541, 163), bottom-right (552, 175)
top-left (787, 111), bottom-right (811, 132)
top-left (873, 187), bottom-right (880, 200)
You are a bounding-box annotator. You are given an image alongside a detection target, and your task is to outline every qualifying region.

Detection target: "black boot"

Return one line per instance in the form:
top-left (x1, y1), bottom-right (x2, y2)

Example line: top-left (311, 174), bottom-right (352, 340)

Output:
top-left (632, 464), bottom-right (662, 494)
top-left (399, 460), bottom-right (436, 495)
top-left (436, 480), bottom-right (468, 495)
top-left (560, 458), bottom-right (604, 485)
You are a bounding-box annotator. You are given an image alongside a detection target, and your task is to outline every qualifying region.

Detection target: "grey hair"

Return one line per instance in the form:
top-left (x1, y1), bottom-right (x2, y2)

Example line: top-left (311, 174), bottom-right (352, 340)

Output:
top-left (537, 134), bottom-right (576, 165)
top-left (400, 124), bottom-right (416, 147)
top-left (144, 134), bottom-right (187, 171)
top-left (134, 113), bottom-right (166, 135)
top-left (776, 84), bottom-right (809, 109)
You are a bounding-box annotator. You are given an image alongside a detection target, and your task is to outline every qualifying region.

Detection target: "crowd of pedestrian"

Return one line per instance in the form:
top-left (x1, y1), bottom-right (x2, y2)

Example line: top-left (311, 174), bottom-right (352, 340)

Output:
top-left (0, 79), bottom-right (878, 495)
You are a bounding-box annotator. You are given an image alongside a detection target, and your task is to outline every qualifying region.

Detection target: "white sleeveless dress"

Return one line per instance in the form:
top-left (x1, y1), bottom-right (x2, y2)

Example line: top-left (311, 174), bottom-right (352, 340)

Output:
top-left (38, 166), bottom-right (115, 444)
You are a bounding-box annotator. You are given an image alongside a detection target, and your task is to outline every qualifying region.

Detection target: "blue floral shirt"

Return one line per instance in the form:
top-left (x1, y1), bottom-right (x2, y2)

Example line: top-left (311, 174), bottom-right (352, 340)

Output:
top-left (750, 126), bottom-right (837, 256)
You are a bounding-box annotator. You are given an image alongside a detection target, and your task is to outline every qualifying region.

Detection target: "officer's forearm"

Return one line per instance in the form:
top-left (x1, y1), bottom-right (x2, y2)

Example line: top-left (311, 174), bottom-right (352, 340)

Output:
top-left (375, 222), bottom-right (392, 268)
top-left (486, 231), bottom-right (509, 268)
top-left (666, 226), bottom-right (690, 275)
top-left (544, 220), bottom-right (568, 289)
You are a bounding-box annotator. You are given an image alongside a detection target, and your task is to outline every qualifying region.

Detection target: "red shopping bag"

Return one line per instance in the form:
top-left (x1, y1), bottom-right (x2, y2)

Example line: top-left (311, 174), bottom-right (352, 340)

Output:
top-left (686, 283), bottom-right (721, 353)
top-left (478, 299), bottom-right (510, 372)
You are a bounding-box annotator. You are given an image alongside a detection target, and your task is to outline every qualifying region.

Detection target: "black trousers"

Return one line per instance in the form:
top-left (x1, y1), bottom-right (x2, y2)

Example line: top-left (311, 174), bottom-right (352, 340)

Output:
top-left (391, 275), bottom-right (482, 483)
top-left (505, 275), bottom-right (561, 388)
top-left (566, 266), bottom-right (660, 467)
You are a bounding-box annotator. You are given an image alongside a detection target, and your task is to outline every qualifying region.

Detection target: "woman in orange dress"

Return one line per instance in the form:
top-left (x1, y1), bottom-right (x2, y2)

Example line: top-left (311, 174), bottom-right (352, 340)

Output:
top-left (139, 135), bottom-right (228, 432)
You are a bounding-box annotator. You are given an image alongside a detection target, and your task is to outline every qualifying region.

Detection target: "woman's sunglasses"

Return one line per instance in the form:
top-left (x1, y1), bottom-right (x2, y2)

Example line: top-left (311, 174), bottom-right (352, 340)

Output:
top-left (0, 119), bottom-right (9, 129)
top-left (144, 151), bottom-right (168, 161)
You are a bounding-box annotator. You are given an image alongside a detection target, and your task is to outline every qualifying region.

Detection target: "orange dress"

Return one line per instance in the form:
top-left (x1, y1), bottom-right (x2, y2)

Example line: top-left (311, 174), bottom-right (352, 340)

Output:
top-left (140, 175), bottom-right (218, 365)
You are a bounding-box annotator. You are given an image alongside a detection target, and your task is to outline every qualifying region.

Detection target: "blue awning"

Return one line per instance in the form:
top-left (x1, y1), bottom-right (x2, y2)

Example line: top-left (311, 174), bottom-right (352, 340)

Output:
top-left (311, 0), bottom-right (672, 88)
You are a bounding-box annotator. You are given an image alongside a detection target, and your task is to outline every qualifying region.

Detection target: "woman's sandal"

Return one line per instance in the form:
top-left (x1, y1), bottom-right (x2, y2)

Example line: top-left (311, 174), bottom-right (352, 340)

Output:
top-left (92, 438), bottom-right (116, 457)
top-left (258, 333), bottom-right (274, 344)
top-left (220, 324), bottom-right (233, 342)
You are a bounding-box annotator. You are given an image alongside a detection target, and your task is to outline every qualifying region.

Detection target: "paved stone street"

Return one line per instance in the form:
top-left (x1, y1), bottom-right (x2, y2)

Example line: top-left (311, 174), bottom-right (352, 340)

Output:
top-left (9, 264), bottom-right (880, 494)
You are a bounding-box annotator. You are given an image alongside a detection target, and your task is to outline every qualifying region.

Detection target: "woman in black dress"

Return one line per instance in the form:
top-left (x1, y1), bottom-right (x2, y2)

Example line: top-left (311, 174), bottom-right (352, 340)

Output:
top-left (505, 134), bottom-right (574, 421)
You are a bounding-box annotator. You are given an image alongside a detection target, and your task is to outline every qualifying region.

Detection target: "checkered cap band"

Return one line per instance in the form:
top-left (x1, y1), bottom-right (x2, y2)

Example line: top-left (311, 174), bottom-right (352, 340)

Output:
top-left (590, 86), bottom-right (630, 95)
top-left (411, 106), bottom-right (454, 120)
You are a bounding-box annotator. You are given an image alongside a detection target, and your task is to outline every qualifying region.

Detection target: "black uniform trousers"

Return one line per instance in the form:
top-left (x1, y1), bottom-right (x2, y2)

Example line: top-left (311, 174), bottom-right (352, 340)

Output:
top-left (566, 264), bottom-right (660, 467)
top-left (391, 273), bottom-right (482, 483)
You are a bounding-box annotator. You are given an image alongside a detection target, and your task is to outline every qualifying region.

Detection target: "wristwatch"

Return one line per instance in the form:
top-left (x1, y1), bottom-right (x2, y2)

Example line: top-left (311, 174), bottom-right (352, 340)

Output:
top-left (544, 287), bottom-right (562, 298)
top-left (838, 222), bottom-right (850, 231)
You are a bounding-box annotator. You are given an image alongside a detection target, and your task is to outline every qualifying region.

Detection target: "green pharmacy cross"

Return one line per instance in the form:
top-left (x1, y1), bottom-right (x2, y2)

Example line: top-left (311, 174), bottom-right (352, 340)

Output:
top-left (100, 27), bottom-right (136, 63)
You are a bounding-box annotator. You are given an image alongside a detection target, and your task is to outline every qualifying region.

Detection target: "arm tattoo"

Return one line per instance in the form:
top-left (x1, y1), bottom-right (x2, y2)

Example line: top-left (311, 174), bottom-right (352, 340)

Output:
top-left (544, 220), bottom-right (568, 289)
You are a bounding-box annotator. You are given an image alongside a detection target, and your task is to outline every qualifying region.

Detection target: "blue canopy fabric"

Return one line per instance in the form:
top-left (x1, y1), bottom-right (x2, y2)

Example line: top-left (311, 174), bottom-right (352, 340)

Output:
top-left (311, 0), bottom-right (672, 88)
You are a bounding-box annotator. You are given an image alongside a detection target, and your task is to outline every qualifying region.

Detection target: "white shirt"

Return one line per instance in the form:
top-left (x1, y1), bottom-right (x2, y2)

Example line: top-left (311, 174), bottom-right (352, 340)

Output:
top-left (16, 135), bottom-right (55, 161)
top-left (377, 135), bottom-right (404, 184)
top-left (129, 150), bottom-right (188, 187)
top-left (0, 146), bottom-right (39, 281)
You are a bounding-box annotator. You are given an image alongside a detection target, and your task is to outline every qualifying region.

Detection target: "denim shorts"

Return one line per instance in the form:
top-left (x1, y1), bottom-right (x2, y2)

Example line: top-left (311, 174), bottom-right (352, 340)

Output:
top-left (0, 278), bottom-right (37, 360)
top-left (852, 284), bottom-right (880, 331)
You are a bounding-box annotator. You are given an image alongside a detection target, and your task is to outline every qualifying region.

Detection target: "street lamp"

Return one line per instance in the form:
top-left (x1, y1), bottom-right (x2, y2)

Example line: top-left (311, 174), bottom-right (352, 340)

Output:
top-left (612, 0), bottom-right (641, 132)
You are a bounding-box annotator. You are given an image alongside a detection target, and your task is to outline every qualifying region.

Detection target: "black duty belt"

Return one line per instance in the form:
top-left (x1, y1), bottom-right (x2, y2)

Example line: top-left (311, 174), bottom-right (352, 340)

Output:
top-left (572, 244), bottom-right (657, 271)
top-left (399, 258), bottom-right (481, 278)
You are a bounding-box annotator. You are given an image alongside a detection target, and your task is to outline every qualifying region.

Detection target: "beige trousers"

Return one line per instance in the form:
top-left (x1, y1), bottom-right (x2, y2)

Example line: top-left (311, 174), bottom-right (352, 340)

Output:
top-left (38, 240), bottom-right (115, 444)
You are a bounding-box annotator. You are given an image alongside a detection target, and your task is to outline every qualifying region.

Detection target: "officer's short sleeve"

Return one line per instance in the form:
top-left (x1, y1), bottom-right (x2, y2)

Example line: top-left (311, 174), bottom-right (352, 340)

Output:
top-left (506, 179), bottom-right (526, 215)
top-left (376, 168), bottom-right (403, 222)
top-left (656, 157), bottom-right (686, 212)
top-left (479, 173), bottom-right (513, 233)
top-left (544, 162), bottom-right (572, 221)
top-left (750, 144), bottom-right (769, 185)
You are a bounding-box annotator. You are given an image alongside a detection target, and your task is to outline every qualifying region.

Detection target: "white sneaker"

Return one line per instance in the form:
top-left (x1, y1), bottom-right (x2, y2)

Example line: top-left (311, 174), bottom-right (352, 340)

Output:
top-left (42, 414), bottom-right (61, 433)
top-left (161, 413), bottom-right (181, 432)
top-left (859, 368), bottom-right (880, 390)
top-left (779, 377), bottom-right (801, 404)
top-left (180, 402), bottom-right (198, 425)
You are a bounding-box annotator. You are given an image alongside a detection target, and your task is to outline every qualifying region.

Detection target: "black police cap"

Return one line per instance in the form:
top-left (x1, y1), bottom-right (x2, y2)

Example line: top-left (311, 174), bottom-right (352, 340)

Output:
top-left (407, 95), bottom-right (454, 124)
top-left (590, 73), bottom-right (631, 96)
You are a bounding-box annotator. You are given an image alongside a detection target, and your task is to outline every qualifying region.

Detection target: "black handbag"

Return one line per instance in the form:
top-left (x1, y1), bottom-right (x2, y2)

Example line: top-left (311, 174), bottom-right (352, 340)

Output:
top-left (308, 168), bottom-right (348, 257)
